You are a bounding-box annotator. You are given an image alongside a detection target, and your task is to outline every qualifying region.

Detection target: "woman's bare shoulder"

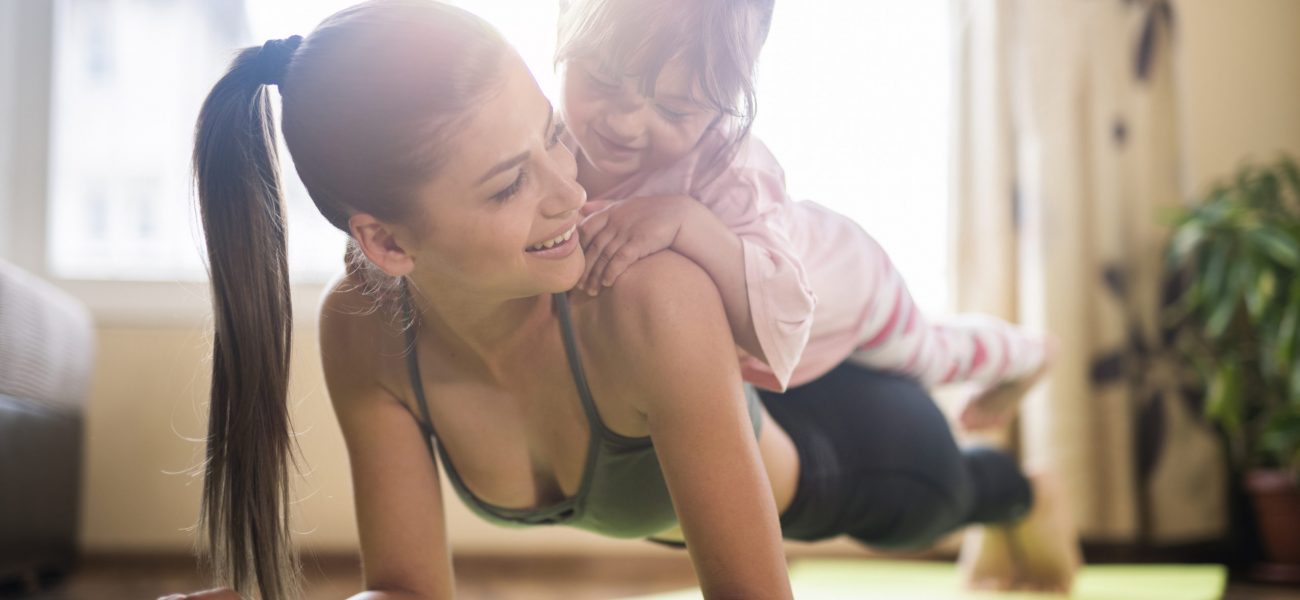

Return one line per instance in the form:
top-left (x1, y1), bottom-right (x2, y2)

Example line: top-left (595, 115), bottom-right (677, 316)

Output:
top-left (574, 250), bottom-right (724, 337)
top-left (317, 270), bottom-right (409, 406)
top-left (570, 252), bottom-right (736, 406)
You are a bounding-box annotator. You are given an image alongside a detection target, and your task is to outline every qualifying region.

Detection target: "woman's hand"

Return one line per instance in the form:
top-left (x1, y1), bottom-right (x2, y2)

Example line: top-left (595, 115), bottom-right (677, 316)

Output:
top-left (157, 588), bottom-right (241, 600)
top-left (577, 195), bottom-right (698, 295)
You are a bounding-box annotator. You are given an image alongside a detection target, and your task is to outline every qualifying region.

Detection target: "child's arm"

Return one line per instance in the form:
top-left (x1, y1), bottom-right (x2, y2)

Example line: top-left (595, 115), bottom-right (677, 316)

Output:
top-left (577, 165), bottom-right (817, 391)
top-left (577, 195), bottom-right (770, 366)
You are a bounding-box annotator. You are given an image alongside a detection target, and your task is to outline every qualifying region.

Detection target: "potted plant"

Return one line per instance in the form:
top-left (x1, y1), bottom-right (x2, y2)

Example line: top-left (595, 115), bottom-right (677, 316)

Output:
top-left (1164, 154), bottom-right (1300, 582)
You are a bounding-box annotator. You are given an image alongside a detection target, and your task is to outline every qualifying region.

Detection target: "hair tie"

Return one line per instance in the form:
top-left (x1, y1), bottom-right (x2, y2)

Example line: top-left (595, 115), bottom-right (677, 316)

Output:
top-left (254, 35), bottom-right (303, 86)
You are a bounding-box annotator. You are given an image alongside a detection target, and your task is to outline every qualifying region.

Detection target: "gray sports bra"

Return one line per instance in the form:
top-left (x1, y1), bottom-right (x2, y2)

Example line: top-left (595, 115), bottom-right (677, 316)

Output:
top-left (399, 289), bottom-right (763, 538)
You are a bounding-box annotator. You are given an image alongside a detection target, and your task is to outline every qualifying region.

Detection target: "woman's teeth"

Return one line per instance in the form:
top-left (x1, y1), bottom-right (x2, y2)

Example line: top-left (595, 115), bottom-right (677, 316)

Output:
top-left (528, 225), bottom-right (576, 251)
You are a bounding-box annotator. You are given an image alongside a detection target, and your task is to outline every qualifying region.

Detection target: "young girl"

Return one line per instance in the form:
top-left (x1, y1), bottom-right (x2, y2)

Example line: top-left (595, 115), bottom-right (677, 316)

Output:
top-left (560, 0), bottom-right (1050, 429)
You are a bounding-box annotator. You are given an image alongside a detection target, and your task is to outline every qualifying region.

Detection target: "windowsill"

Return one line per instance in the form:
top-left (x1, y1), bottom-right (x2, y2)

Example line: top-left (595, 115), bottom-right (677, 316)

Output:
top-left (52, 277), bottom-right (332, 330)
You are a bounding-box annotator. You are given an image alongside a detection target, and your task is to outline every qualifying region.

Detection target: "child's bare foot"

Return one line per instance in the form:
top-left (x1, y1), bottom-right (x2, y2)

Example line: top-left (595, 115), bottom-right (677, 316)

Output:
top-left (1004, 471), bottom-right (1082, 593)
top-left (958, 336), bottom-right (1056, 432)
top-left (958, 524), bottom-right (1018, 591)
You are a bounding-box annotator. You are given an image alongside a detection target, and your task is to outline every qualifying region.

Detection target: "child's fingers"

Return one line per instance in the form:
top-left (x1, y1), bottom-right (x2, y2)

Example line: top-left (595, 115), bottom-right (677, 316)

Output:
top-left (600, 241), bottom-right (642, 287)
top-left (587, 233), bottom-right (633, 294)
top-left (589, 240), bottom-right (626, 294)
top-left (580, 228), bottom-right (619, 291)
top-left (584, 249), bottom-right (613, 295)
top-left (578, 211), bottom-right (610, 250)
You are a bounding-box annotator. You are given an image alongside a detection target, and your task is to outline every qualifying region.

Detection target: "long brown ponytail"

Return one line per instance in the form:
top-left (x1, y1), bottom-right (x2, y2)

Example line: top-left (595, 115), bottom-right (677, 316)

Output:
top-left (192, 43), bottom-right (303, 600)
top-left (190, 1), bottom-right (508, 597)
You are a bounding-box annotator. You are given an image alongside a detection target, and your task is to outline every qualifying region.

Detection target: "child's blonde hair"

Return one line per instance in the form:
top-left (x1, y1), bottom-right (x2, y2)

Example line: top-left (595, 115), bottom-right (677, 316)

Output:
top-left (556, 0), bottom-right (774, 176)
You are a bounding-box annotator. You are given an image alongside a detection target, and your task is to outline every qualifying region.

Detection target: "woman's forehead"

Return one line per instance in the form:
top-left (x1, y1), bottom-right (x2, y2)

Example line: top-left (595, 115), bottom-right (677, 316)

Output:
top-left (431, 57), bottom-right (551, 190)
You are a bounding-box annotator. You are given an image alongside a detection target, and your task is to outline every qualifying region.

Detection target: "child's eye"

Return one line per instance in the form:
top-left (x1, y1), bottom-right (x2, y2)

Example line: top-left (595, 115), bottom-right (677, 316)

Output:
top-left (585, 70), bottom-right (621, 90)
top-left (491, 169), bottom-right (527, 203)
top-left (654, 104), bottom-right (690, 121)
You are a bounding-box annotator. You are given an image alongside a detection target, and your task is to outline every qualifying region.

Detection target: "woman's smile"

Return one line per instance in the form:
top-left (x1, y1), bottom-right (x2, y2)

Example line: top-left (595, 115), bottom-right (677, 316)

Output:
top-left (524, 222), bottom-right (580, 258)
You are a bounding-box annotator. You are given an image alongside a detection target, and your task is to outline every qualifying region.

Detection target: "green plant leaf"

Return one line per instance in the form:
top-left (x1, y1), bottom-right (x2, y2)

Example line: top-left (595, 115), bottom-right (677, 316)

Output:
top-left (1278, 155), bottom-right (1300, 201)
top-left (1207, 259), bottom-right (1248, 339)
top-left (1244, 262), bottom-right (1267, 320)
top-left (1291, 355), bottom-right (1300, 408)
top-left (1206, 361), bottom-right (1244, 434)
top-left (1237, 164), bottom-right (1257, 194)
top-left (1256, 171), bottom-right (1281, 210)
top-left (1248, 227), bottom-right (1300, 268)
top-left (1258, 268), bottom-right (1278, 306)
top-left (1278, 279), bottom-right (1300, 382)
top-left (1202, 243), bottom-right (1230, 307)
top-left (1158, 205), bottom-right (1194, 227)
top-left (1206, 295), bottom-right (1237, 340)
top-left (1168, 221), bottom-right (1205, 264)
top-left (1260, 413), bottom-right (1300, 470)
top-left (1263, 300), bottom-right (1294, 379)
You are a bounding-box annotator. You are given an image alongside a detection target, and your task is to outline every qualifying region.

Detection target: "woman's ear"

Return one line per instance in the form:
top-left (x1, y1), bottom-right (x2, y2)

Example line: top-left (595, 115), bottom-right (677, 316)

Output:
top-left (348, 213), bottom-right (415, 277)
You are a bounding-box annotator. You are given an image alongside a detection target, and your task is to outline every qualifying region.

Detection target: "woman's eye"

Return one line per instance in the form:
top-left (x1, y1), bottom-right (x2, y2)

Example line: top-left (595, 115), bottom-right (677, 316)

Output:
top-left (492, 170), bottom-right (527, 202)
top-left (548, 121), bottom-right (566, 147)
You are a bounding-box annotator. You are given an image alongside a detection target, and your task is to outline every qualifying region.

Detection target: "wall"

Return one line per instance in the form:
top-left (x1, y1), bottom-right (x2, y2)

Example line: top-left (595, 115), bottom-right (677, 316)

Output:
top-left (1176, 0), bottom-right (1300, 192)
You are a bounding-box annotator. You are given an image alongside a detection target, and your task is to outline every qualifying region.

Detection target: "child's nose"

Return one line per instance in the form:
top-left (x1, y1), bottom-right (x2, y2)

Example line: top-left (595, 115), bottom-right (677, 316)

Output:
top-left (602, 107), bottom-right (644, 143)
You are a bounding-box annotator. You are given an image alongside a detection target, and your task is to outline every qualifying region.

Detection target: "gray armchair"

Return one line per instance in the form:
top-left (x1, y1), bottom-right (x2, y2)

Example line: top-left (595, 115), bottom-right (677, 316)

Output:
top-left (0, 260), bottom-right (94, 595)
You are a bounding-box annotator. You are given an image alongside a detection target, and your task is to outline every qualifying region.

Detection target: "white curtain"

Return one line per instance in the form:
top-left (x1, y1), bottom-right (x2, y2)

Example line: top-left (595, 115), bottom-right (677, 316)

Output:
top-left (950, 0), bottom-right (1228, 544)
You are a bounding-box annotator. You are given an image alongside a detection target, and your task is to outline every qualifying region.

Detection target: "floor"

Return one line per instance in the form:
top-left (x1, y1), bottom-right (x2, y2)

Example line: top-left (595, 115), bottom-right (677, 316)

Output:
top-left (5, 553), bottom-right (1300, 600)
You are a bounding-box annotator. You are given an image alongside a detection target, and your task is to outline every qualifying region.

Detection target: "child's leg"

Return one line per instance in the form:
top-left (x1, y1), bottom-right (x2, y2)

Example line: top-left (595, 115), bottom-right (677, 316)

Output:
top-left (845, 235), bottom-right (1048, 388)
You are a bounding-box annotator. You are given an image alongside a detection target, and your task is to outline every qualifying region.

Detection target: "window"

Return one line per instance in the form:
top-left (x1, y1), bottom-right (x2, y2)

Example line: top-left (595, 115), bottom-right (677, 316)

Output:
top-left (46, 0), bottom-right (949, 311)
top-left (754, 2), bottom-right (952, 313)
top-left (48, 0), bottom-right (350, 282)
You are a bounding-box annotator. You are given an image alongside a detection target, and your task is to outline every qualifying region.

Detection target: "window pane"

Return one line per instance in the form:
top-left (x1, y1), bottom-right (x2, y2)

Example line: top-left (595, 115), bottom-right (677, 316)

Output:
top-left (753, 1), bottom-right (952, 313)
top-left (47, 0), bottom-right (353, 282)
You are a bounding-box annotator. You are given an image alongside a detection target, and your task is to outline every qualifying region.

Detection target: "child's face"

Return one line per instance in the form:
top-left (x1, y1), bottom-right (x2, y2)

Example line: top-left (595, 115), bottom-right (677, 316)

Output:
top-left (561, 56), bottom-right (719, 179)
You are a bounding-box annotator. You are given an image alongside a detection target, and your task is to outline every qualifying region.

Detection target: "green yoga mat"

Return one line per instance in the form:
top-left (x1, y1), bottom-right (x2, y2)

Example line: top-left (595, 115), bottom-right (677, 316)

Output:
top-left (624, 559), bottom-right (1227, 600)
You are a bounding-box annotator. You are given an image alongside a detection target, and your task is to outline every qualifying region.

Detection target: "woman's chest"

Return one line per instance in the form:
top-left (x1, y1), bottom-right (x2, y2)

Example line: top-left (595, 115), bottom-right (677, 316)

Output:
top-left (407, 362), bottom-right (647, 510)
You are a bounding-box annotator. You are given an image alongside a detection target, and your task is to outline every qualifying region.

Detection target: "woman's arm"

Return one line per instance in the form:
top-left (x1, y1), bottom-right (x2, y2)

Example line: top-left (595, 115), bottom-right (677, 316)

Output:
top-left (588, 252), bottom-right (794, 599)
top-left (320, 280), bottom-right (456, 599)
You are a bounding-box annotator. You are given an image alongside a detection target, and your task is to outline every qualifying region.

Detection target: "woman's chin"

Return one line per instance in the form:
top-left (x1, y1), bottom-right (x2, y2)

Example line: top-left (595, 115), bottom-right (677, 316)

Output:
top-left (535, 253), bottom-right (586, 296)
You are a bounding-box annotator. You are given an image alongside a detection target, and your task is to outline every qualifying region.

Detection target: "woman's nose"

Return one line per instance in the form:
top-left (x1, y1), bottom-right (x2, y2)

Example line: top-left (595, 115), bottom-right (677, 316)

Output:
top-left (540, 148), bottom-right (587, 217)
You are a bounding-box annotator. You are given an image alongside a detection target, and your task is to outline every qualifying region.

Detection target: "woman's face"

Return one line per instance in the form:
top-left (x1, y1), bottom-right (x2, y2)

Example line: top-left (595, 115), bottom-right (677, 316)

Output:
top-left (402, 53), bottom-right (588, 298)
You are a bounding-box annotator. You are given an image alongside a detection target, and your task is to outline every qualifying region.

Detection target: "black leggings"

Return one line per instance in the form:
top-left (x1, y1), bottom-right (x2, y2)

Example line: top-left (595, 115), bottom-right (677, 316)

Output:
top-left (766, 362), bottom-right (1032, 550)
top-left (653, 362), bottom-right (1033, 551)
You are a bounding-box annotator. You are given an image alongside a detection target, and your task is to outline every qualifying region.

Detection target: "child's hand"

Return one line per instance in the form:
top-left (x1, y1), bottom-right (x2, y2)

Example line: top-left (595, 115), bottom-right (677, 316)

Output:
top-left (577, 195), bottom-right (696, 295)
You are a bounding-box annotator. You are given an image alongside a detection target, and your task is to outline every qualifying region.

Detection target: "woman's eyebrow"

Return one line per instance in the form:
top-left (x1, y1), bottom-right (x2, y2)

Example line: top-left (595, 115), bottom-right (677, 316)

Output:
top-left (475, 101), bottom-right (555, 185)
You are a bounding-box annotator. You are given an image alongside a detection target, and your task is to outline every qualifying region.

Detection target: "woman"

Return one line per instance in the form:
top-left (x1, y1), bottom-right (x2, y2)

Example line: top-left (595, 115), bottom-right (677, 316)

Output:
top-left (166, 1), bottom-right (1078, 598)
